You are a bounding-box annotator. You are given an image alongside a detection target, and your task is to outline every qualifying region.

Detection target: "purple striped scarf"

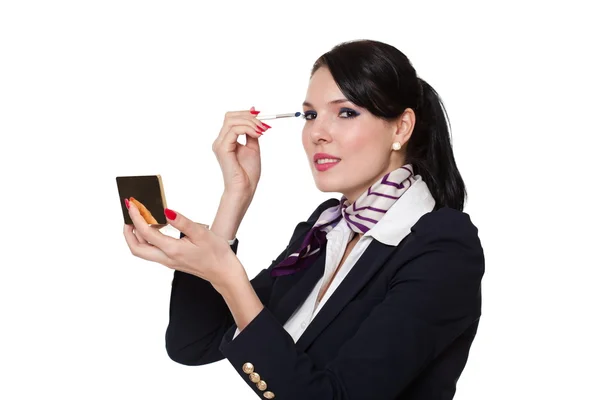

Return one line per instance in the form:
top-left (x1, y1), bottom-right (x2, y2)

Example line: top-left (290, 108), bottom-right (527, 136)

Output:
top-left (270, 164), bottom-right (416, 277)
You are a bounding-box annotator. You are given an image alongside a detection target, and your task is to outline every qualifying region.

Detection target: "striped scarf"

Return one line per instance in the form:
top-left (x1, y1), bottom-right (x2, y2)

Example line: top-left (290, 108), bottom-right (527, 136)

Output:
top-left (270, 164), bottom-right (416, 277)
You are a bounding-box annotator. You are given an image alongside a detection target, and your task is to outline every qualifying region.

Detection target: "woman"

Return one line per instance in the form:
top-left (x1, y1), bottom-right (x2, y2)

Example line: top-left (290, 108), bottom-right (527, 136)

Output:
top-left (123, 39), bottom-right (485, 400)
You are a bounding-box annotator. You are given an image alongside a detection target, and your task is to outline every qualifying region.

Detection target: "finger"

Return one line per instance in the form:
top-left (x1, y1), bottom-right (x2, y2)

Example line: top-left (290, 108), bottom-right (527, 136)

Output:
top-left (129, 196), bottom-right (159, 225)
top-left (124, 224), bottom-right (142, 246)
top-left (246, 116), bottom-right (269, 152)
top-left (123, 224), bottom-right (149, 247)
top-left (127, 235), bottom-right (176, 265)
top-left (213, 125), bottom-right (264, 155)
top-left (131, 222), bottom-right (160, 245)
top-left (124, 223), bottom-right (149, 251)
top-left (219, 111), bottom-right (269, 137)
top-left (223, 107), bottom-right (261, 120)
top-left (163, 207), bottom-right (209, 244)
top-left (128, 201), bottom-right (179, 251)
top-left (245, 134), bottom-right (261, 152)
top-left (134, 227), bottom-right (147, 244)
top-left (125, 223), bottom-right (193, 274)
top-left (223, 109), bottom-right (258, 118)
top-left (123, 223), bottom-right (160, 254)
top-left (123, 223), bottom-right (155, 246)
top-left (219, 110), bottom-right (262, 134)
top-left (253, 118), bottom-right (271, 135)
top-left (216, 117), bottom-right (265, 144)
top-left (226, 124), bottom-right (264, 142)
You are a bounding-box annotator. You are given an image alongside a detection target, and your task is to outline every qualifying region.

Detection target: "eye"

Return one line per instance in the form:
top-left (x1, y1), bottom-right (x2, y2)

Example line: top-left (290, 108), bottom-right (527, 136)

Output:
top-left (303, 111), bottom-right (317, 121)
top-left (339, 108), bottom-right (360, 118)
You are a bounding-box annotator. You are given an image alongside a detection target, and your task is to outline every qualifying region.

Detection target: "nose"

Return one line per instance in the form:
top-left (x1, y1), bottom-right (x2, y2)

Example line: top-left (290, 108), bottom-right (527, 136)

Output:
top-left (307, 118), bottom-right (333, 144)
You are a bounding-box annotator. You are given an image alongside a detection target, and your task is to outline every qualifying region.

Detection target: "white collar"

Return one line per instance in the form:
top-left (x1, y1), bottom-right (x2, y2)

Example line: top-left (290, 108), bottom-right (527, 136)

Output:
top-left (364, 175), bottom-right (436, 246)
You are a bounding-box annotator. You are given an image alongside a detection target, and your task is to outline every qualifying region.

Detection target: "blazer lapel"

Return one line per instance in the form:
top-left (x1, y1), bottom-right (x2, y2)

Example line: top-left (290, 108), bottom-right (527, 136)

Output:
top-left (295, 240), bottom-right (399, 352)
top-left (270, 249), bottom-right (327, 326)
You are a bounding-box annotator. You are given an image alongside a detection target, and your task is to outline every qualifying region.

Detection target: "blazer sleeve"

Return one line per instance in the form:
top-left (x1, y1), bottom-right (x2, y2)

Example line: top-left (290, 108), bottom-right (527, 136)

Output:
top-left (218, 208), bottom-right (485, 400)
top-left (165, 198), bottom-right (339, 366)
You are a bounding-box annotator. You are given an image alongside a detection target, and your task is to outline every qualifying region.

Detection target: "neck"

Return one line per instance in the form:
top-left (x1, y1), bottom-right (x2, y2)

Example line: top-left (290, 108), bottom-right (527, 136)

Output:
top-left (343, 164), bottom-right (407, 204)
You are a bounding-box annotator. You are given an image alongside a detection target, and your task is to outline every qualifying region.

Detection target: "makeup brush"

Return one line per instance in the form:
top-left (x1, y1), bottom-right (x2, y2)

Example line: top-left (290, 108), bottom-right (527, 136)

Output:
top-left (256, 112), bottom-right (303, 121)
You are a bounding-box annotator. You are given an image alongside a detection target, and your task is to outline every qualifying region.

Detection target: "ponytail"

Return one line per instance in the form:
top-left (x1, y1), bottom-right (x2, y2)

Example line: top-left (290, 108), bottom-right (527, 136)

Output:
top-left (407, 78), bottom-right (467, 211)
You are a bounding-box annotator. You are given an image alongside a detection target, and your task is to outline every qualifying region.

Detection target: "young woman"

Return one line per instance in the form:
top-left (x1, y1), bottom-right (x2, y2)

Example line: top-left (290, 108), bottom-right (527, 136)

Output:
top-left (124, 39), bottom-right (485, 400)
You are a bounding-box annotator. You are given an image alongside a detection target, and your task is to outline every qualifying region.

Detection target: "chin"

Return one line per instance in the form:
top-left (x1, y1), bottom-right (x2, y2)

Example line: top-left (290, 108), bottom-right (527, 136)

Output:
top-left (313, 175), bottom-right (348, 194)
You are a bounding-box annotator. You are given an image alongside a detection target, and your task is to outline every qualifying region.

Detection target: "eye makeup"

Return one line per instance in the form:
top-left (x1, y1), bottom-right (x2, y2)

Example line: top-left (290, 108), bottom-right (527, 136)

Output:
top-left (301, 107), bottom-right (361, 120)
top-left (339, 107), bottom-right (360, 118)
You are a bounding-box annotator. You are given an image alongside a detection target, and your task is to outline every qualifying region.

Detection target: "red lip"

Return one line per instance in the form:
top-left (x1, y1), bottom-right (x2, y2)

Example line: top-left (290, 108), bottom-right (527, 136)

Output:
top-left (313, 153), bottom-right (340, 162)
top-left (313, 153), bottom-right (341, 172)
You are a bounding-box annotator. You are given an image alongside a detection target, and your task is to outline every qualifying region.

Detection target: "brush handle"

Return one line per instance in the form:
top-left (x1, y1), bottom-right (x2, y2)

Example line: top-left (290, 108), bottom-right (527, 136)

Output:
top-left (257, 113), bottom-right (300, 120)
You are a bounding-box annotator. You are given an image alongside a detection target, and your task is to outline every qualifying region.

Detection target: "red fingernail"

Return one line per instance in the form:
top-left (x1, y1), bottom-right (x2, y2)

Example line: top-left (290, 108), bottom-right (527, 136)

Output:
top-left (262, 123), bottom-right (272, 129)
top-left (250, 108), bottom-right (260, 115)
top-left (164, 208), bottom-right (177, 220)
top-left (124, 198), bottom-right (130, 209)
top-left (255, 129), bottom-right (264, 135)
top-left (256, 125), bottom-right (265, 132)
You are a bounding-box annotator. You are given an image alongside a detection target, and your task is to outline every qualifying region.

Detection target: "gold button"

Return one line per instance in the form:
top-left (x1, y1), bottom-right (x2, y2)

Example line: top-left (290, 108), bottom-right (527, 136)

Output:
top-left (263, 391), bottom-right (275, 399)
top-left (249, 372), bottom-right (261, 383)
top-left (257, 380), bottom-right (267, 391)
top-left (242, 363), bottom-right (254, 374)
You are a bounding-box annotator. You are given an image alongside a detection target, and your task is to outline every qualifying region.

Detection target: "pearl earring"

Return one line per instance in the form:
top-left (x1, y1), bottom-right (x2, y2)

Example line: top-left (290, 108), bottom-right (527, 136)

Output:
top-left (392, 142), bottom-right (402, 151)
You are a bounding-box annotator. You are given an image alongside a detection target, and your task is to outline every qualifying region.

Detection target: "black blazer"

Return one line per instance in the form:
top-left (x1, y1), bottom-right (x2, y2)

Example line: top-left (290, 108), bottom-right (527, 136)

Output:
top-left (166, 198), bottom-right (485, 400)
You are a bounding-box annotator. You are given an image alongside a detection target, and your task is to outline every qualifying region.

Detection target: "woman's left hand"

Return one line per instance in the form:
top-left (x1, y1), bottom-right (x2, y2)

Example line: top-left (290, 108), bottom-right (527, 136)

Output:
top-left (123, 201), bottom-right (245, 287)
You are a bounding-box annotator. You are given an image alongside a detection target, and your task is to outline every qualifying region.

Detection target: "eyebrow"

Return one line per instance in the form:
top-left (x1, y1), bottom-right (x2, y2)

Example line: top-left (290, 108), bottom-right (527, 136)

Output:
top-left (302, 99), bottom-right (350, 108)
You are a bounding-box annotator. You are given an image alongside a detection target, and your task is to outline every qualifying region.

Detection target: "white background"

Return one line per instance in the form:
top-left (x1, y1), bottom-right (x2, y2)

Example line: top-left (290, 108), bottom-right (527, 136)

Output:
top-left (1, 1), bottom-right (598, 398)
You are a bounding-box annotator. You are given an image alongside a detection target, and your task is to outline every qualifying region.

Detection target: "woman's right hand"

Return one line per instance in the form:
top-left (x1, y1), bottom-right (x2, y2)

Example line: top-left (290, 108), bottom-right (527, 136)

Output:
top-left (212, 107), bottom-right (270, 199)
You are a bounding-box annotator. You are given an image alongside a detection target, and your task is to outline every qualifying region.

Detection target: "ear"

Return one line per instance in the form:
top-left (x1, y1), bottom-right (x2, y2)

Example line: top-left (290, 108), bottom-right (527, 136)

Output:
top-left (393, 108), bottom-right (416, 145)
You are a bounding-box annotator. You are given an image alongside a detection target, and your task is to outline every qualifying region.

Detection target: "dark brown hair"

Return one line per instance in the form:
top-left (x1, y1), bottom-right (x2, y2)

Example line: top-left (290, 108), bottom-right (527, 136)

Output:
top-left (311, 39), bottom-right (467, 211)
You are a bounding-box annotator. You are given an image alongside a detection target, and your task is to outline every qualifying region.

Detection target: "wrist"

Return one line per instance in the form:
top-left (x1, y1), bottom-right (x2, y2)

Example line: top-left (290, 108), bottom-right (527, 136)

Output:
top-left (210, 192), bottom-right (252, 240)
top-left (222, 189), bottom-right (253, 205)
top-left (211, 260), bottom-right (249, 298)
top-left (213, 272), bottom-right (264, 331)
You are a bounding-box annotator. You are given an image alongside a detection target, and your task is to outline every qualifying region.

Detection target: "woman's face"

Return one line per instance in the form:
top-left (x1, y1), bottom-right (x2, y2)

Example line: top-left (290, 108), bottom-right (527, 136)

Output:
top-left (301, 67), bottom-right (413, 203)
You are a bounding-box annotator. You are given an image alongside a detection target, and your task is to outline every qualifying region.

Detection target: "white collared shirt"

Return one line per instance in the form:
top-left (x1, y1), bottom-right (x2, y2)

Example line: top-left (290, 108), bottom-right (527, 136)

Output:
top-left (233, 176), bottom-right (435, 342)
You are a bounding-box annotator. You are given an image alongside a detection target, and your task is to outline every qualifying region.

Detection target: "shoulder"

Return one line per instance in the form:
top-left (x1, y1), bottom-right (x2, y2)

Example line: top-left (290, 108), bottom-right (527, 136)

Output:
top-left (391, 207), bottom-right (485, 320)
top-left (400, 206), bottom-right (485, 277)
top-left (411, 206), bottom-right (481, 248)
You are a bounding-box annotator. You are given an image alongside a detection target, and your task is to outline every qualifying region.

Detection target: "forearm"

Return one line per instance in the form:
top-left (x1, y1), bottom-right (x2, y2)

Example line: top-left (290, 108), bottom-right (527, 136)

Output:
top-left (210, 191), bottom-right (252, 241)
top-left (213, 273), bottom-right (265, 334)
top-left (166, 242), bottom-right (276, 367)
